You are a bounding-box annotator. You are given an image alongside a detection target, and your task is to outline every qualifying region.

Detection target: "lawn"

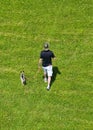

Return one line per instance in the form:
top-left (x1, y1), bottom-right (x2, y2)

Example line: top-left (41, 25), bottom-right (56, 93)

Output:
top-left (0, 0), bottom-right (93, 130)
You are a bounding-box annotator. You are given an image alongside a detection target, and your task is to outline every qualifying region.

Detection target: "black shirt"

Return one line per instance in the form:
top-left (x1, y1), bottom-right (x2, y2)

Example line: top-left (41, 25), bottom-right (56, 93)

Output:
top-left (40, 50), bottom-right (55, 67)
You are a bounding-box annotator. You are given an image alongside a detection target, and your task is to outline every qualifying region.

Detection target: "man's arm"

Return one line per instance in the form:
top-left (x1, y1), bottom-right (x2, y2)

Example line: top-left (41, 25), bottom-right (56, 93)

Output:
top-left (52, 51), bottom-right (56, 60)
top-left (38, 58), bottom-right (42, 69)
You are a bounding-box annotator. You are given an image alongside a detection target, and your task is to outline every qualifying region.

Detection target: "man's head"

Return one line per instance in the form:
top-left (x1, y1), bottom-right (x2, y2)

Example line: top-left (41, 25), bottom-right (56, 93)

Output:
top-left (44, 42), bottom-right (49, 49)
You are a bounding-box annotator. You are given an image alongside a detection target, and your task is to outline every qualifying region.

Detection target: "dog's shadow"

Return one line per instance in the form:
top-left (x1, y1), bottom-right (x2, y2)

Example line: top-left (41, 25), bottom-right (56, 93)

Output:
top-left (51, 66), bottom-right (61, 86)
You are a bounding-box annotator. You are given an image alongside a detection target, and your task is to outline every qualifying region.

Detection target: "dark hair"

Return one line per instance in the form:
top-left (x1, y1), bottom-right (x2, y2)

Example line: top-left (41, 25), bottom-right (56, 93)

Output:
top-left (44, 43), bottom-right (49, 48)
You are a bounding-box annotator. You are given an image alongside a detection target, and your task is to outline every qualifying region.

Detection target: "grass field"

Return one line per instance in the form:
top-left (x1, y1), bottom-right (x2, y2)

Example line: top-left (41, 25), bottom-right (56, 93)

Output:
top-left (0, 0), bottom-right (93, 130)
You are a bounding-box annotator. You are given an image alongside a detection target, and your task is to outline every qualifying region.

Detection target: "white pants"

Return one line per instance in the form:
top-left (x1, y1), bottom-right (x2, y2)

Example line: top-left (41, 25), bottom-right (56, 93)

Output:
top-left (42, 65), bottom-right (53, 77)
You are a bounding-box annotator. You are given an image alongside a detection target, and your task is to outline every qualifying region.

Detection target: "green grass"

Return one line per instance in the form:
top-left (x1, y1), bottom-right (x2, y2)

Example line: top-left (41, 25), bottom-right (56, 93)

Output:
top-left (0, 0), bottom-right (93, 130)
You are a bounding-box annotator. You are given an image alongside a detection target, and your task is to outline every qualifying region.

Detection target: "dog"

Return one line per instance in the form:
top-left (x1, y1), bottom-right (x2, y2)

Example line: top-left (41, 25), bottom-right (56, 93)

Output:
top-left (20, 71), bottom-right (26, 85)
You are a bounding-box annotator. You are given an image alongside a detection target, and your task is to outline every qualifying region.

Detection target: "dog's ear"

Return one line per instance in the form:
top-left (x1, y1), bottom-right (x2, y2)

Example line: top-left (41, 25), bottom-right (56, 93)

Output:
top-left (20, 71), bottom-right (23, 74)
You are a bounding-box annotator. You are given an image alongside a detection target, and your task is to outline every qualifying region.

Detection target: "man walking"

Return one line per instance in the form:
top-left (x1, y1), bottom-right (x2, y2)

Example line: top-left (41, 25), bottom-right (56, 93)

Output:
top-left (38, 43), bottom-right (55, 90)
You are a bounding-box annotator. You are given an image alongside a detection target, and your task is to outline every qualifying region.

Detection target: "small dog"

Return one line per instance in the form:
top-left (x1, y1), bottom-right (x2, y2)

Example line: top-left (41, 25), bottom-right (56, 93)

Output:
top-left (20, 71), bottom-right (26, 85)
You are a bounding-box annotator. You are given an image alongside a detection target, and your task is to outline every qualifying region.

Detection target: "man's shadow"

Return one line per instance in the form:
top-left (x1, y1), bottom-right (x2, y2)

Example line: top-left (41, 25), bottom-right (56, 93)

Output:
top-left (51, 66), bottom-right (61, 87)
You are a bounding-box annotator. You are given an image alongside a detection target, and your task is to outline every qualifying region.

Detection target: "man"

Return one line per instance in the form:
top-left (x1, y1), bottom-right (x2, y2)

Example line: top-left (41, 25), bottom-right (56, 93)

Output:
top-left (38, 43), bottom-right (55, 90)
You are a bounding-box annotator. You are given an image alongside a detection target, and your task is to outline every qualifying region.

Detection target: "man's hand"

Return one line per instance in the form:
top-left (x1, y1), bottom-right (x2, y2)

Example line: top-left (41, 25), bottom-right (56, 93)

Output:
top-left (38, 58), bottom-right (42, 69)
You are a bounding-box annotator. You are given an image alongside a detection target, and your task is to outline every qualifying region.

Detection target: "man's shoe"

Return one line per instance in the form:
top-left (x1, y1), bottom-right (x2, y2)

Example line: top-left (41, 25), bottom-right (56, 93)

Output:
top-left (47, 85), bottom-right (50, 90)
